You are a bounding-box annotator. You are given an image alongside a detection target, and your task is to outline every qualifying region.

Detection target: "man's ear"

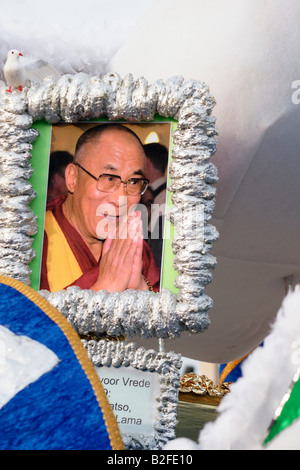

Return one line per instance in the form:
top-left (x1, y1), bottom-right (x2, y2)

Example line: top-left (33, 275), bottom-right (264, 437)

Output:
top-left (64, 163), bottom-right (77, 194)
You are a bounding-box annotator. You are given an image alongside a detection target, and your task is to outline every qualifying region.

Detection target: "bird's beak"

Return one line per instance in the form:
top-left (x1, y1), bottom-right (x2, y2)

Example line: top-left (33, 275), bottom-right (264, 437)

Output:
top-left (19, 53), bottom-right (23, 56)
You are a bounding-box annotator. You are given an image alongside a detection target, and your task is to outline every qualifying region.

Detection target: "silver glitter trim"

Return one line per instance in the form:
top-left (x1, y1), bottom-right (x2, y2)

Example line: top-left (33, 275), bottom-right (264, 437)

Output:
top-left (0, 73), bottom-right (218, 338)
top-left (0, 91), bottom-right (38, 284)
top-left (82, 339), bottom-right (182, 450)
top-left (40, 286), bottom-right (181, 339)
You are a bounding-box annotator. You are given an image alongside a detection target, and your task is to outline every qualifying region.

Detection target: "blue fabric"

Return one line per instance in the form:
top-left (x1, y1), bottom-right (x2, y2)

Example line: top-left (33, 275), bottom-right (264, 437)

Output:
top-left (0, 283), bottom-right (113, 450)
top-left (219, 343), bottom-right (264, 384)
top-left (219, 363), bottom-right (243, 383)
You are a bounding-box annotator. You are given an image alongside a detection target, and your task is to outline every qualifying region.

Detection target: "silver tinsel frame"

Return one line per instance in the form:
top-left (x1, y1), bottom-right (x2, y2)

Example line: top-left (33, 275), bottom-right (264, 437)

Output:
top-left (82, 339), bottom-right (182, 450)
top-left (0, 72), bottom-right (218, 340)
top-left (0, 73), bottom-right (217, 449)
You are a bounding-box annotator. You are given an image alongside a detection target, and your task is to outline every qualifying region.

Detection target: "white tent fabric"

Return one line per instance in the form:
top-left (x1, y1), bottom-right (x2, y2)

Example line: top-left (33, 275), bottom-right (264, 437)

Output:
top-left (108, 0), bottom-right (300, 362)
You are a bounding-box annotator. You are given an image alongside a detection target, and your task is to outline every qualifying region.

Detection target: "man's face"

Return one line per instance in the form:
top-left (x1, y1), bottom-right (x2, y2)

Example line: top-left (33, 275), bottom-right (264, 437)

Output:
top-left (66, 129), bottom-right (146, 243)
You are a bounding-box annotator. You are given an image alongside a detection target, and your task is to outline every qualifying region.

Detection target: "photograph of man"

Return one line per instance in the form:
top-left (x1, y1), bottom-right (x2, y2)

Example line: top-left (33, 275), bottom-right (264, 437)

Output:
top-left (40, 124), bottom-right (160, 293)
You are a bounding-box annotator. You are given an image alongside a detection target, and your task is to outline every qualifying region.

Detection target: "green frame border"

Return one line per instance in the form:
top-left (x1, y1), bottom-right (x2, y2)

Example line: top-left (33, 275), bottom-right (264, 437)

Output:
top-left (29, 116), bottom-right (178, 294)
top-left (160, 119), bottom-right (178, 294)
top-left (29, 121), bottom-right (52, 290)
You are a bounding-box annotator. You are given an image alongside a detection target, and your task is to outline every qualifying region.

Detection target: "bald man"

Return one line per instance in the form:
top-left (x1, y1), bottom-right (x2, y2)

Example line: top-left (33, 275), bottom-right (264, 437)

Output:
top-left (40, 124), bottom-right (160, 293)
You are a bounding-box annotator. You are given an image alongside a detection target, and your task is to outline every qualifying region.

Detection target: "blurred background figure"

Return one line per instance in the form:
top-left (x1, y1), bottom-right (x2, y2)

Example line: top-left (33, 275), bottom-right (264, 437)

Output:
top-left (143, 142), bottom-right (168, 207)
top-left (47, 151), bottom-right (73, 202)
top-left (143, 143), bottom-right (169, 270)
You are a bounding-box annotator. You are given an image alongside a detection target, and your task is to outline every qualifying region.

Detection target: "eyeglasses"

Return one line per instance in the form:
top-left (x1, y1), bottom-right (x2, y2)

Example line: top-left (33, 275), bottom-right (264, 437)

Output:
top-left (74, 163), bottom-right (149, 196)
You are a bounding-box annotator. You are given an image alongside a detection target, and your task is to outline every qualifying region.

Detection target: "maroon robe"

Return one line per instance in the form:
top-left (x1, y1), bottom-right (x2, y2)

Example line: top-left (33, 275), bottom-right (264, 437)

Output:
top-left (40, 196), bottom-right (160, 292)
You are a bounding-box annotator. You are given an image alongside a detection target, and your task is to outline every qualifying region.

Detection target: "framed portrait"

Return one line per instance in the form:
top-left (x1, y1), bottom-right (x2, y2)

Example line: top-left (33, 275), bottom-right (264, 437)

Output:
top-left (0, 73), bottom-right (218, 449)
top-left (29, 117), bottom-right (179, 296)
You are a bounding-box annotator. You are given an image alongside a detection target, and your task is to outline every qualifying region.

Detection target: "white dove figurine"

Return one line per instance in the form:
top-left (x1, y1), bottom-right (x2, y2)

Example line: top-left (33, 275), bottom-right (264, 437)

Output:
top-left (3, 49), bottom-right (60, 92)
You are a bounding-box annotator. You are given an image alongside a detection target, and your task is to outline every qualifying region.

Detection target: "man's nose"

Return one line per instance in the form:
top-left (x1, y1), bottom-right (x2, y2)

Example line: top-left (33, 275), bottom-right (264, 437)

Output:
top-left (110, 181), bottom-right (127, 199)
top-left (106, 184), bottom-right (128, 210)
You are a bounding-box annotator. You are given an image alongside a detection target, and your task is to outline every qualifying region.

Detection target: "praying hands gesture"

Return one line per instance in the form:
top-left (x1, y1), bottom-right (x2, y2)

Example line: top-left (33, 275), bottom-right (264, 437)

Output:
top-left (91, 211), bottom-right (148, 292)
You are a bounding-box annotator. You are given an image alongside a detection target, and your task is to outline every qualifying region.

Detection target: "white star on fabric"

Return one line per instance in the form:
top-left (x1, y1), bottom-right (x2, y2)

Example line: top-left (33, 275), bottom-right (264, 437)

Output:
top-left (0, 325), bottom-right (59, 409)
